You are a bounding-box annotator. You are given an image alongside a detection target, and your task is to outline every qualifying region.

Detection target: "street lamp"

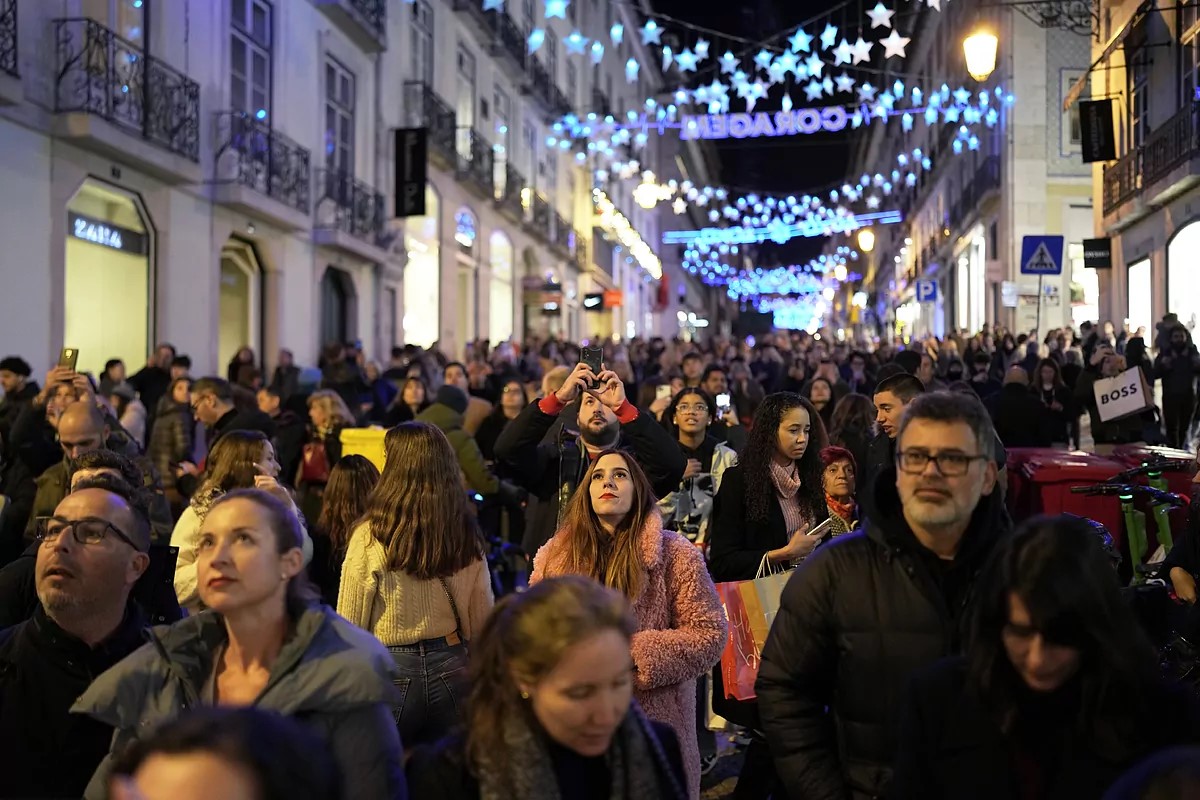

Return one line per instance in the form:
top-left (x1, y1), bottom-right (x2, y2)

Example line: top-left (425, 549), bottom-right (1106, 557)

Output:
top-left (963, 28), bottom-right (998, 82)
top-left (857, 228), bottom-right (875, 253)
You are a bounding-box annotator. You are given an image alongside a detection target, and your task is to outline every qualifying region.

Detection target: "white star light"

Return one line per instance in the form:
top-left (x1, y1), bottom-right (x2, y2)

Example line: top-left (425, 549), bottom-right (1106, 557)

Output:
top-left (610, 23), bottom-right (623, 44)
top-left (745, 80), bottom-right (767, 111)
top-left (565, 31), bottom-right (587, 55)
top-left (673, 198), bottom-right (687, 215)
top-left (832, 39), bottom-right (853, 66)
top-left (789, 28), bottom-right (813, 52)
top-left (866, 3), bottom-right (895, 28)
top-left (640, 20), bottom-right (662, 46)
top-left (834, 72), bottom-right (856, 93)
top-left (850, 37), bottom-right (873, 64)
top-left (675, 48), bottom-right (699, 71)
top-left (926, 0), bottom-right (941, 10)
top-left (804, 80), bottom-right (824, 101)
top-left (866, 195), bottom-right (881, 209)
top-left (754, 49), bottom-right (774, 72)
top-left (880, 29), bottom-right (911, 58)
top-left (820, 24), bottom-right (839, 50)
top-left (661, 46), bottom-right (673, 72)
top-left (719, 51), bottom-right (739, 75)
top-left (483, 0), bottom-right (504, 10)
top-left (528, 28), bottom-right (545, 53)
top-left (694, 39), bottom-right (710, 60)
top-left (625, 57), bottom-right (640, 83)
top-left (805, 54), bottom-right (825, 77)
top-left (857, 82), bottom-right (877, 101)
top-left (590, 41), bottom-right (604, 64)
top-left (776, 50), bottom-right (799, 74)
top-left (767, 60), bottom-right (787, 84)
top-left (822, 76), bottom-right (834, 95)
top-left (544, 0), bottom-right (567, 19)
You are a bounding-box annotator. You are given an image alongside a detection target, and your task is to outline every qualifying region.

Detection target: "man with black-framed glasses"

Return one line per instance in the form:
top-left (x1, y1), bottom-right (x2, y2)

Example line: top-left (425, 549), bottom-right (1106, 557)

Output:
top-left (757, 392), bottom-right (1010, 800)
top-left (0, 475), bottom-right (152, 798)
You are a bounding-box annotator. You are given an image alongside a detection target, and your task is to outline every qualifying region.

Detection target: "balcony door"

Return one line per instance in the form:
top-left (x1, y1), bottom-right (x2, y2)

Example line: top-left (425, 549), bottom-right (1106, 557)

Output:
top-left (320, 267), bottom-right (356, 347)
top-left (456, 44), bottom-right (477, 160)
top-left (230, 0), bottom-right (273, 122)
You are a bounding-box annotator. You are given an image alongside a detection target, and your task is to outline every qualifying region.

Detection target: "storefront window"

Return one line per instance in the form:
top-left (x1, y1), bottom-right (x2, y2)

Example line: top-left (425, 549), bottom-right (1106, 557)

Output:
top-left (1068, 242), bottom-right (1099, 330)
top-left (403, 187), bottom-right (440, 348)
top-left (1127, 258), bottom-right (1153, 339)
top-left (65, 182), bottom-right (150, 377)
top-left (489, 231), bottom-right (514, 344)
top-left (1168, 222), bottom-right (1200, 334)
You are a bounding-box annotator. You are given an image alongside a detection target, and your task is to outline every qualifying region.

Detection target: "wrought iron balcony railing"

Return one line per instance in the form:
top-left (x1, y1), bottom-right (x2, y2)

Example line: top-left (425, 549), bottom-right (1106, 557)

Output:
top-left (456, 127), bottom-right (495, 195)
top-left (215, 112), bottom-right (312, 214)
top-left (1102, 150), bottom-right (1141, 215)
top-left (496, 163), bottom-right (527, 220)
top-left (1143, 103), bottom-right (1199, 188)
top-left (403, 82), bottom-right (457, 165)
top-left (347, 0), bottom-right (386, 37)
top-left (528, 193), bottom-right (552, 241)
top-left (552, 209), bottom-right (573, 253)
top-left (54, 18), bottom-right (200, 161)
top-left (1, 0), bottom-right (16, 78)
top-left (592, 89), bottom-right (613, 119)
top-left (495, 12), bottom-right (526, 68)
top-left (315, 166), bottom-right (385, 243)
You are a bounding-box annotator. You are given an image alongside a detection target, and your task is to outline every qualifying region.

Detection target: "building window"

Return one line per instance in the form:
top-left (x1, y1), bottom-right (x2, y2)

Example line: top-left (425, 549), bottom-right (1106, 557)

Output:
top-left (324, 56), bottom-right (355, 174)
top-left (524, 118), bottom-right (538, 187)
top-left (231, 0), bottom-right (272, 120)
top-left (457, 44), bottom-right (477, 129)
top-left (1061, 70), bottom-right (1083, 153)
top-left (545, 29), bottom-right (558, 82)
top-left (523, 0), bottom-right (535, 27)
top-left (411, 0), bottom-right (434, 85)
top-left (1182, 0), bottom-right (1200, 105)
top-left (1130, 51), bottom-right (1150, 148)
top-left (566, 61), bottom-right (577, 102)
top-left (320, 267), bottom-right (355, 346)
top-left (493, 88), bottom-right (512, 199)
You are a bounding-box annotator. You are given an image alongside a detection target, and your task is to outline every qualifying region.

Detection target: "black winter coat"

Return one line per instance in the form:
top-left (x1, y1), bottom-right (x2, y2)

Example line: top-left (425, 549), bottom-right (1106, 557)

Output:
top-left (493, 398), bottom-right (685, 556)
top-left (890, 657), bottom-right (1200, 800)
top-left (755, 468), bottom-right (1010, 800)
top-left (986, 384), bottom-right (1052, 448)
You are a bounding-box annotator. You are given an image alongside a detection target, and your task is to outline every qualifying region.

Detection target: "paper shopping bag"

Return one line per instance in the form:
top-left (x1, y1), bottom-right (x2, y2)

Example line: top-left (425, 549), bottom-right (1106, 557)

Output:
top-left (1094, 366), bottom-right (1153, 423)
top-left (716, 581), bottom-right (760, 701)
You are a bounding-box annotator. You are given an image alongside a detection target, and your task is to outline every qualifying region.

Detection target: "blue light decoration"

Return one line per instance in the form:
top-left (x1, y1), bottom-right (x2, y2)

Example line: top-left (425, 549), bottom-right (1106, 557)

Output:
top-left (544, 0), bottom-right (567, 20)
top-left (590, 41), bottom-right (605, 65)
top-left (610, 23), bottom-right (624, 45)
top-left (482, 0), bottom-right (504, 9)
top-left (528, 28), bottom-right (545, 54)
top-left (625, 58), bottom-right (640, 84)
top-left (640, 20), bottom-right (662, 46)
top-left (565, 31), bottom-right (588, 55)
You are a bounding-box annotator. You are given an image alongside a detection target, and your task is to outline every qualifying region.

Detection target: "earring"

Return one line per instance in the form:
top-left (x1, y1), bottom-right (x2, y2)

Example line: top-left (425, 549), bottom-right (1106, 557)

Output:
top-left (280, 573), bottom-right (287, 581)
top-left (521, 691), bottom-right (530, 700)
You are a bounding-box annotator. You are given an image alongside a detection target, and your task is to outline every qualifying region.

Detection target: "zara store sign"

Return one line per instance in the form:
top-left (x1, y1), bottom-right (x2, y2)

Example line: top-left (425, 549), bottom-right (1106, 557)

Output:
top-left (680, 106), bottom-right (849, 141)
top-left (68, 212), bottom-right (148, 256)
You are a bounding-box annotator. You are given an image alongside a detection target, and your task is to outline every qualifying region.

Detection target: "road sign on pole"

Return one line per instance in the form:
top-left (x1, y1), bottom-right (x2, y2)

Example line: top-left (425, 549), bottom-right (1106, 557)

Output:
top-left (915, 279), bottom-right (938, 303)
top-left (1020, 235), bottom-right (1065, 275)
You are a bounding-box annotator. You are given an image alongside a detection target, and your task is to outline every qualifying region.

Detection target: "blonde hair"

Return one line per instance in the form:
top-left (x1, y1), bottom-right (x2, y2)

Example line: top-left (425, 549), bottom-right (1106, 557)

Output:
top-left (306, 389), bottom-right (355, 428)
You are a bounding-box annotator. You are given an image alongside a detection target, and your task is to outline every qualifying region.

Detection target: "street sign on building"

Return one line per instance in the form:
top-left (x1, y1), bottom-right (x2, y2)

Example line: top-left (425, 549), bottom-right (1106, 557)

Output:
top-left (393, 128), bottom-right (427, 217)
top-left (1020, 235), bottom-right (1065, 275)
top-left (915, 279), bottom-right (938, 302)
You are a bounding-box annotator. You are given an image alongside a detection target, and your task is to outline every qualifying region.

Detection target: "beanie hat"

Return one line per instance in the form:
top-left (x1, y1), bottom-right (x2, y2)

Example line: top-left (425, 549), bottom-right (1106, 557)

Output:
top-left (0, 357), bottom-right (31, 377)
top-left (436, 384), bottom-right (469, 415)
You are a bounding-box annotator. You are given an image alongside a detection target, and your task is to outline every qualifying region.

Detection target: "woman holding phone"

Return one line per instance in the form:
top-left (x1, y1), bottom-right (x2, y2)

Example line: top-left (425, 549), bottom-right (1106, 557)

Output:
top-left (171, 430), bottom-right (311, 611)
top-left (657, 388), bottom-right (737, 545)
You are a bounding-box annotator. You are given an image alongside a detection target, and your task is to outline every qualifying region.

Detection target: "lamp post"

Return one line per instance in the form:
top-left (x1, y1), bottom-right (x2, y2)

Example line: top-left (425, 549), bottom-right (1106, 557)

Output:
top-left (857, 227), bottom-right (875, 254)
top-left (963, 28), bottom-right (998, 82)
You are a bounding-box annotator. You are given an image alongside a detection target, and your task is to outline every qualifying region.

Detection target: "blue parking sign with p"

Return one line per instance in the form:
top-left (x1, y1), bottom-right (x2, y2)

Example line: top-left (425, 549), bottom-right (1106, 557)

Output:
top-left (916, 280), bottom-right (938, 302)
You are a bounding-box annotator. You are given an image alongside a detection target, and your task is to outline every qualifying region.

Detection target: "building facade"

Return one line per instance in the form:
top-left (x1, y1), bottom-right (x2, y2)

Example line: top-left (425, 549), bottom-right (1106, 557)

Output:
top-left (846, 0), bottom-right (1094, 341)
top-left (1087, 0), bottom-right (1200, 336)
top-left (0, 0), bottom-right (716, 380)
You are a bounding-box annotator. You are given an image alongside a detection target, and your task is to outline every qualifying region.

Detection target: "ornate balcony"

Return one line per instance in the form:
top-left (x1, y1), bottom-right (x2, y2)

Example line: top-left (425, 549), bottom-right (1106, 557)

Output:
top-left (496, 163), bottom-right (528, 223)
top-left (213, 112), bottom-right (312, 230)
top-left (53, 18), bottom-right (201, 181)
top-left (551, 209), bottom-right (573, 255)
top-left (1143, 104), bottom-right (1200, 189)
top-left (527, 193), bottom-right (553, 242)
top-left (452, 0), bottom-right (502, 46)
top-left (313, 0), bottom-right (386, 52)
top-left (573, 236), bottom-right (591, 272)
top-left (492, 11), bottom-right (527, 76)
top-left (1102, 103), bottom-right (1200, 219)
top-left (314, 167), bottom-right (388, 261)
top-left (524, 59), bottom-right (571, 118)
top-left (455, 127), bottom-right (495, 198)
top-left (403, 82), bottom-right (457, 170)
top-left (0, 0), bottom-right (19, 105)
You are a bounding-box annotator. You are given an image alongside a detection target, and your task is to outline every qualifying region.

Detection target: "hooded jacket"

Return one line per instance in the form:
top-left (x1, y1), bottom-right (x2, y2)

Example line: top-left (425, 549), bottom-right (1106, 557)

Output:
top-left (72, 604), bottom-right (407, 800)
top-left (416, 401), bottom-right (499, 494)
top-left (755, 465), bottom-right (1010, 800)
top-left (531, 512), bottom-right (727, 800)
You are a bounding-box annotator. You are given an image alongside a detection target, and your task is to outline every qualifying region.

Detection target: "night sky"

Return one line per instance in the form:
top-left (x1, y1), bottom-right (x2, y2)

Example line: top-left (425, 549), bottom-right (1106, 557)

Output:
top-left (650, 0), bottom-right (864, 266)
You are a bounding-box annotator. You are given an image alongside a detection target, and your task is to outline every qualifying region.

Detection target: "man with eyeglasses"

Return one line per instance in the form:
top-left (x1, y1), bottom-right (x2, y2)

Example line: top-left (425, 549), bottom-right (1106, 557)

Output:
top-left (0, 474), bottom-right (152, 799)
top-left (757, 392), bottom-right (1010, 800)
top-left (176, 377), bottom-right (275, 498)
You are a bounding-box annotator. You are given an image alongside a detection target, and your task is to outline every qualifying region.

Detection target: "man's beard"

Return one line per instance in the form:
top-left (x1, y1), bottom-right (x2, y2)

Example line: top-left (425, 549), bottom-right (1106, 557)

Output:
top-left (580, 419), bottom-right (619, 448)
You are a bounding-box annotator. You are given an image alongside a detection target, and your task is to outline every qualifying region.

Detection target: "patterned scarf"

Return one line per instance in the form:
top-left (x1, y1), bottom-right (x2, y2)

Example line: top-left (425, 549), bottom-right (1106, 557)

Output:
top-left (477, 703), bottom-right (686, 800)
top-left (769, 460), bottom-right (808, 534)
top-left (826, 494), bottom-right (857, 534)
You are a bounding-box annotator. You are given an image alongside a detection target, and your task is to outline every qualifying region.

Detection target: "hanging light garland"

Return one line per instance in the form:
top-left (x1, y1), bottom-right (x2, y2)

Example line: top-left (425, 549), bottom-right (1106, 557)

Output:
top-left (594, 189), bottom-right (663, 280)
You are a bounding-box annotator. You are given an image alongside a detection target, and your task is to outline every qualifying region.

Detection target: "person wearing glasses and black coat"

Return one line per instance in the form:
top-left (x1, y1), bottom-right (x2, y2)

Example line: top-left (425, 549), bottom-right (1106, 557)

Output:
top-left (755, 393), bottom-right (1012, 800)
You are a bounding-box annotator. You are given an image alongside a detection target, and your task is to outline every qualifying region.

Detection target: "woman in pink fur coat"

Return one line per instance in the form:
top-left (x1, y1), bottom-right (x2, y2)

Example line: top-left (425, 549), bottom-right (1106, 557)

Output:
top-left (531, 449), bottom-right (728, 799)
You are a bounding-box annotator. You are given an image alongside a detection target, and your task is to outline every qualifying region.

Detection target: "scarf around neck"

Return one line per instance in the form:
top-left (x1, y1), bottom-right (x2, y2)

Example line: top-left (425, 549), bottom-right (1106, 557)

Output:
top-left (769, 459), bottom-right (802, 499)
top-left (826, 493), bottom-right (856, 525)
top-left (477, 703), bottom-right (685, 800)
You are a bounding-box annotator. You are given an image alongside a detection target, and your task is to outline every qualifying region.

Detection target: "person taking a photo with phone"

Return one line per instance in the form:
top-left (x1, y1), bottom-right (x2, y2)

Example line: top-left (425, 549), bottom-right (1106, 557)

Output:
top-left (657, 388), bottom-right (737, 547)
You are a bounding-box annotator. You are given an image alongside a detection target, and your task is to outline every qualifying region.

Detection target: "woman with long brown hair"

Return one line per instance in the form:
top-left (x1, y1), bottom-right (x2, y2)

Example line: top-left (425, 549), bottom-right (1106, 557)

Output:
top-left (338, 422), bottom-right (494, 747)
top-left (406, 576), bottom-right (687, 799)
top-left (171, 430), bottom-right (309, 611)
top-left (310, 454), bottom-right (379, 606)
top-left (297, 389), bottom-right (356, 521)
top-left (530, 450), bottom-right (726, 799)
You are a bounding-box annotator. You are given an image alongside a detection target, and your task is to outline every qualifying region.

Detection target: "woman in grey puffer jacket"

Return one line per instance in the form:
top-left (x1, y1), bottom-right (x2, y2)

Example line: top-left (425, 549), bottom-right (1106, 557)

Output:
top-left (74, 489), bottom-right (407, 800)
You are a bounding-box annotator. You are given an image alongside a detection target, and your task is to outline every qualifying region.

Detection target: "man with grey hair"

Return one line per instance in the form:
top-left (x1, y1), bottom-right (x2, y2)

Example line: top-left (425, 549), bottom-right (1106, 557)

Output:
top-left (0, 474), bottom-right (152, 798)
top-left (756, 392), bottom-right (1011, 800)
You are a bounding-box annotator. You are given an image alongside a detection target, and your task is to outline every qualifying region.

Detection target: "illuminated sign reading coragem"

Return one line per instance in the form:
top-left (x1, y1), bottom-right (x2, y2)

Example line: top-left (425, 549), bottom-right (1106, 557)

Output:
top-left (680, 107), bottom-right (848, 141)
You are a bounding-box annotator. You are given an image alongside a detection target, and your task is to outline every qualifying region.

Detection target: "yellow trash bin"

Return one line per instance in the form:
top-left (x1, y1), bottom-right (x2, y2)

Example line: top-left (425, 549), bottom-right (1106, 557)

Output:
top-left (339, 426), bottom-right (387, 472)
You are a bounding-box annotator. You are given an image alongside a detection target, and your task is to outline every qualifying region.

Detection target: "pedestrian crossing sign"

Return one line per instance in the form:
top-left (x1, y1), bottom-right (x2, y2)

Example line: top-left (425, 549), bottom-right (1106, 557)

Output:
top-left (1020, 235), bottom-right (1064, 275)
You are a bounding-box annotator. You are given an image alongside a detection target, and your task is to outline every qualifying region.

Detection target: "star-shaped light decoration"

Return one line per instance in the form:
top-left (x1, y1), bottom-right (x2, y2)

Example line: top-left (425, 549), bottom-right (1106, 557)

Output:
top-left (805, 54), bottom-right (825, 77)
top-left (781, 93), bottom-right (794, 112)
top-left (952, 139), bottom-right (964, 154)
top-left (867, 3), bottom-right (895, 28)
top-left (694, 39), bottom-right (710, 60)
top-left (528, 28), bottom-right (545, 54)
top-left (675, 48), bottom-right (699, 71)
top-left (483, 0), bottom-right (505, 10)
top-left (944, 106), bottom-right (961, 123)
top-left (672, 198), bottom-right (687, 215)
top-left (850, 37), bottom-right (873, 64)
top-left (692, 83), bottom-right (711, 105)
top-left (709, 209), bottom-right (721, 222)
top-left (674, 88), bottom-right (690, 105)
top-left (804, 80), bottom-right (824, 101)
top-left (866, 195), bottom-right (881, 209)
top-left (834, 72), bottom-right (856, 93)
top-left (953, 87), bottom-right (972, 106)
top-left (776, 50), bottom-right (799, 75)
top-left (745, 80), bottom-right (767, 111)
top-left (902, 112), bottom-right (913, 132)
top-left (767, 60), bottom-right (787, 84)
top-left (924, 106), bottom-right (939, 125)
top-left (719, 51), bottom-right (739, 75)
top-left (640, 20), bottom-right (662, 46)
top-left (820, 24), bottom-right (839, 50)
top-left (927, 0), bottom-right (941, 10)
top-left (905, 173), bottom-right (917, 187)
top-left (589, 41), bottom-right (604, 64)
top-left (880, 29), bottom-right (911, 59)
top-left (661, 46), bottom-right (673, 73)
top-left (754, 49), bottom-right (774, 72)
top-left (832, 39), bottom-right (853, 66)
top-left (610, 23), bottom-right (623, 44)
top-left (857, 82), bottom-right (877, 102)
top-left (822, 76), bottom-right (834, 95)
top-left (789, 28), bottom-right (813, 52)
top-left (565, 31), bottom-right (587, 55)
top-left (544, 0), bottom-right (567, 19)
top-left (625, 57), bottom-right (640, 83)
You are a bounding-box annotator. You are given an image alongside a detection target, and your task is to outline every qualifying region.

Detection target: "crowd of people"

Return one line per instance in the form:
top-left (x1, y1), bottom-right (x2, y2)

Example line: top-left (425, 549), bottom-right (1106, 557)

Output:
top-left (2, 313), bottom-right (1200, 799)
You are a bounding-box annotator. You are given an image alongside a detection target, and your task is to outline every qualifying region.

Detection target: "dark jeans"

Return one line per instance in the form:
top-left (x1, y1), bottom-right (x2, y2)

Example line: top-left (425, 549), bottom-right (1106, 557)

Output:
top-left (389, 638), bottom-right (470, 748)
top-left (1164, 393), bottom-right (1196, 450)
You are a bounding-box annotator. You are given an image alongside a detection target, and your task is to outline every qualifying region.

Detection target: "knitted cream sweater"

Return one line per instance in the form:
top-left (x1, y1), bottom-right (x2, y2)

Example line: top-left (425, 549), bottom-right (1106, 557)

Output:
top-left (336, 523), bottom-right (494, 646)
